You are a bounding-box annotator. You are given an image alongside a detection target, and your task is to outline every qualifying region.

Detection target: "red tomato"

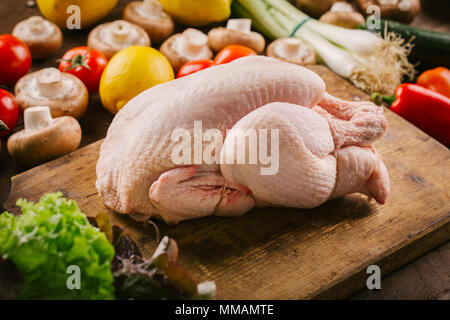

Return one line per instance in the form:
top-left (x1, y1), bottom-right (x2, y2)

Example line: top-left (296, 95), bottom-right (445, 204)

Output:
top-left (0, 89), bottom-right (20, 137)
top-left (0, 34), bottom-right (31, 85)
top-left (177, 60), bottom-right (216, 78)
top-left (214, 45), bottom-right (257, 65)
top-left (58, 46), bottom-right (108, 94)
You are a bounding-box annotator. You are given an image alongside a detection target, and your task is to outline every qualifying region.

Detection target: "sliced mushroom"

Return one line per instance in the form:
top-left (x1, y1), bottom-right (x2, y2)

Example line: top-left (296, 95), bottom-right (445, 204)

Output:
top-left (15, 67), bottom-right (89, 119)
top-left (356, 0), bottom-right (420, 24)
top-left (160, 28), bottom-right (213, 72)
top-left (295, 0), bottom-right (340, 18)
top-left (12, 16), bottom-right (62, 60)
top-left (208, 19), bottom-right (265, 53)
top-left (7, 106), bottom-right (82, 168)
top-left (266, 38), bottom-right (316, 66)
top-left (88, 20), bottom-right (151, 59)
top-left (319, 2), bottom-right (366, 29)
top-left (123, 0), bottom-right (174, 44)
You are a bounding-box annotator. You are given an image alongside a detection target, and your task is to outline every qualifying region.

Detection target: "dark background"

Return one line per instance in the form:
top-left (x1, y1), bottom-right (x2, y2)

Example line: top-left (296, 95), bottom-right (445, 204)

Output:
top-left (0, 0), bottom-right (448, 299)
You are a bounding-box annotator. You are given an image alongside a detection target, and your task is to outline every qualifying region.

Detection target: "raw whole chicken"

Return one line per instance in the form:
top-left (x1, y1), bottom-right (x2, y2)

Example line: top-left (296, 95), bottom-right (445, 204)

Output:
top-left (96, 56), bottom-right (390, 224)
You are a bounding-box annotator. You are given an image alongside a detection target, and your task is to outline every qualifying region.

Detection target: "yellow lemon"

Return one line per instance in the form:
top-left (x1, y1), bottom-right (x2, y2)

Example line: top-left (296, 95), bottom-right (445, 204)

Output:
top-left (36, 0), bottom-right (118, 29)
top-left (99, 46), bottom-right (174, 114)
top-left (158, 0), bottom-right (232, 27)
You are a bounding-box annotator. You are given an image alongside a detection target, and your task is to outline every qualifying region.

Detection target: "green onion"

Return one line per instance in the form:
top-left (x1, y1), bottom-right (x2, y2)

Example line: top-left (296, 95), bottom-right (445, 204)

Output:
top-left (232, 0), bottom-right (415, 95)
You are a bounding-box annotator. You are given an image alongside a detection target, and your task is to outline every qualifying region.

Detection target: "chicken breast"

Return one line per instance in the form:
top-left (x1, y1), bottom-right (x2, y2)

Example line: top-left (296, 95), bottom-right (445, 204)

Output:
top-left (96, 56), bottom-right (389, 224)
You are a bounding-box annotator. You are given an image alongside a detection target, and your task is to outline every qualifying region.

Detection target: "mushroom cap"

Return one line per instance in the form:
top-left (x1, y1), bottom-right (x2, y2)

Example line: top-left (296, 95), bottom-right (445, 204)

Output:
top-left (207, 27), bottom-right (266, 53)
top-left (295, 0), bottom-right (340, 18)
top-left (319, 11), bottom-right (366, 29)
top-left (123, 1), bottom-right (174, 44)
top-left (160, 30), bottom-right (213, 72)
top-left (15, 68), bottom-right (89, 119)
top-left (88, 20), bottom-right (151, 59)
top-left (266, 38), bottom-right (316, 66)
top-left (7, 116), bottom-right (82, 168)
top-left (12, 16), bottom-right (62, 60)
top-left (356, 0), bottom-right (420, 24)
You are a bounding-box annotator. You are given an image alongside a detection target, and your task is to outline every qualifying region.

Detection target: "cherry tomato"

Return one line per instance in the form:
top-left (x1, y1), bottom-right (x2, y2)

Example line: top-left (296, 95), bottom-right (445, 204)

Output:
top-left (177, 60), bottom-right (216, 78)
top-left (58, 46), bottom-right (108, 94)
top-left (0, 89), bottom-right (20, 137)
top-left (0, 34), bottom-right (32, 85)
top-left (214, 45), bottom-right (257, 65)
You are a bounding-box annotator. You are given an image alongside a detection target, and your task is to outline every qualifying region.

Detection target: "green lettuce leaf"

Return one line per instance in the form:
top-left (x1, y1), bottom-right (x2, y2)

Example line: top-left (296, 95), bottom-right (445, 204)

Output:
top-left (0, 193), bottom-right (115, 300)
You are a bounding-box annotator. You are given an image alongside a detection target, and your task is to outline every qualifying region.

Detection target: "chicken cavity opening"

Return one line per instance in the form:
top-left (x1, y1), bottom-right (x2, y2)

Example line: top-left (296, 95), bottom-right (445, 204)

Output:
top-left (149, 166), bottom-right (255, 224)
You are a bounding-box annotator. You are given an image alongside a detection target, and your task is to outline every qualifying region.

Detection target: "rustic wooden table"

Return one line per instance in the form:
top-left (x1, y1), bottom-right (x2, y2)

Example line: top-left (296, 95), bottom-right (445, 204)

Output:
top-left (0, 0), bottom-right (448, 300)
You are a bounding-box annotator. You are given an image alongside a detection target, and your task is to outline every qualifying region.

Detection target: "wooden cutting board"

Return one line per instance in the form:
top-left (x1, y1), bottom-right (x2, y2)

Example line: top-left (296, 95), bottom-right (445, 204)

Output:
top-left (3, 66), bottom-right (450, 299)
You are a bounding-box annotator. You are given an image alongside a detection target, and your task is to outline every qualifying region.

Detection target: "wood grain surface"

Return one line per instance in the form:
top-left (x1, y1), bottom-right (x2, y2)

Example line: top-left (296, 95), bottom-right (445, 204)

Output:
top-left (4, 65), bottom-right (449, 299)
top-left (1, 0), bottom-right (449, 300)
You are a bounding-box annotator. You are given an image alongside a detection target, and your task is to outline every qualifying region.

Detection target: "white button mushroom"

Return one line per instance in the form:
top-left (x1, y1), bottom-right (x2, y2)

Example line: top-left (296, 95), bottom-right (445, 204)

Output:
top-left (266, 38), bottom-right (316, 66)
top-left (160, 28), bottom-right (213, 72)
top-left (330, 1), bottom-right (354, 12)
top-left (14, 67), bottom-right (89, 119)
top-left (7, 106), bottom-right (82, 168)
top-left (319, 2), bottom-right (366, 29)
top-left (123, 0), bottom-right (174, 44)
top-left (88, 20), bottom-right (151, 59)
top-left (207, 18), bottom-right (266, 53)
top-left (295, 0), bottom-right (340, 18)
top-left (12, 16), bottom-right (63, 60)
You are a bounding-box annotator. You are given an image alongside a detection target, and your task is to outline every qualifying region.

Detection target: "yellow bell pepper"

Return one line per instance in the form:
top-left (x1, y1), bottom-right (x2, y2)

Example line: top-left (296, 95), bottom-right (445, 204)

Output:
top-left (37, 0), bottom-right (118, 29)
top-left (158, 0), bottom-right (232, 27)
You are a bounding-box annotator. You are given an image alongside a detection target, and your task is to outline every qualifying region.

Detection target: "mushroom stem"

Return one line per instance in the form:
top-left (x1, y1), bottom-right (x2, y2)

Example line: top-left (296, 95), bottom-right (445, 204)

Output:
top-left (111, 21), bottom-right (134, 43)
top-left (330, 2), bottom-right (354, 12)
top-left (27, 16), bottom-right (47, 34)
top-left (141, 0), bottom-right (163, 18)
top-left (277, 38), bottom-right (303, 58)
top-left (37, 68), bottom-right (63, 99)
top-left (379, 0), bottom-right (399, 5)
top-left (398, 0), bottom-right (413, 11)
top-left (24, 106), bottom-right (53, 132)
top-left (179, 29), bottom-right (208, 57)
top-left (226, 19), bottom-right (252, 34)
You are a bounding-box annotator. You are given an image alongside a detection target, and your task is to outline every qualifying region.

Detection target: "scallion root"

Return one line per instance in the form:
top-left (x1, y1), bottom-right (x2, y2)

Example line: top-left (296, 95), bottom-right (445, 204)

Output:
top-left (350, 30), bottom-right (416, 95)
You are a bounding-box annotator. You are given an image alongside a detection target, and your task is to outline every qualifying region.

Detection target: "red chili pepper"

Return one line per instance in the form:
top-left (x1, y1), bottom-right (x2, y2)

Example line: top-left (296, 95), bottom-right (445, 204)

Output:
top-left (416, 67), bottom-right (450, 99)
top-left (372, 83), bottom-right (450, 146)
